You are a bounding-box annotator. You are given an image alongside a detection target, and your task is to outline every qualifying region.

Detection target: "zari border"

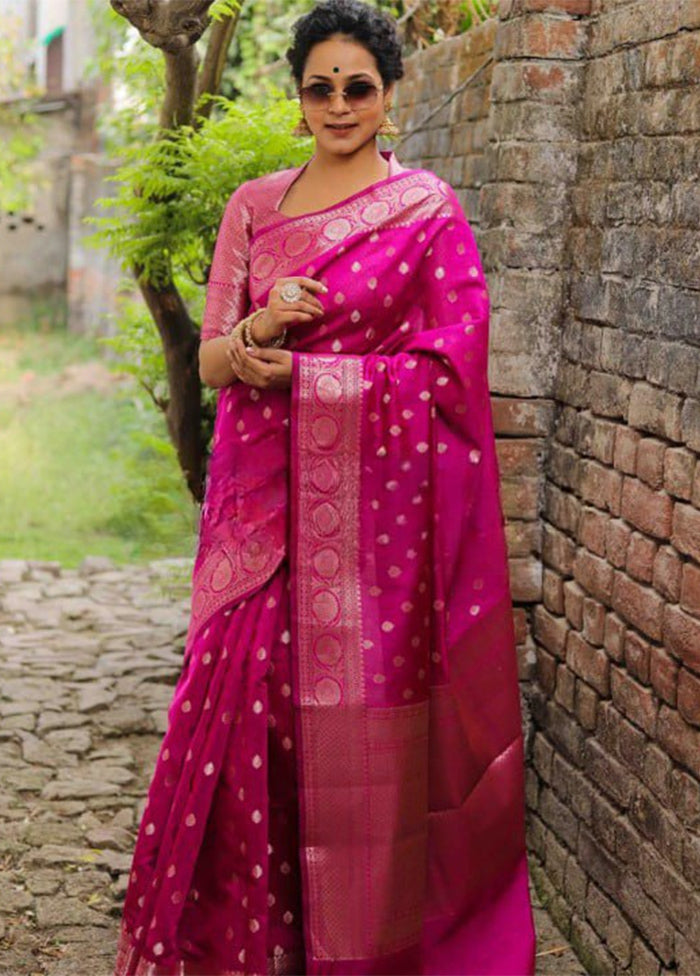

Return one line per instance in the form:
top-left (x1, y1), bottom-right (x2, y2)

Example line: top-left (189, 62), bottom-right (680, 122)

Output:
top-left (113, 913), bottom-right (304, 975)
top-left (250, 171), bottom-right (455, 303)
top-left (293, 353), bottom-right (364, 708)
top-left (291, 353), bottom-right (429, 963)
top-left (291, 352), bottom-right (368, 960)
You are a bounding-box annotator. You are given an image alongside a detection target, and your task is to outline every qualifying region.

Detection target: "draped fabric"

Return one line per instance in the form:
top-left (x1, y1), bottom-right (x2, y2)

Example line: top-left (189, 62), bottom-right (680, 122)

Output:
top-left (113, 149), bottom-right (536, 976)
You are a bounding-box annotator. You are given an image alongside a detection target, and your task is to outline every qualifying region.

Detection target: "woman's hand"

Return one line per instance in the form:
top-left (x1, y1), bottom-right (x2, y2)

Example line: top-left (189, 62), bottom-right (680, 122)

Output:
top-left (252, 275), bottom-right (327, 345)
top-left (227, 335), bottom-right (293, 390)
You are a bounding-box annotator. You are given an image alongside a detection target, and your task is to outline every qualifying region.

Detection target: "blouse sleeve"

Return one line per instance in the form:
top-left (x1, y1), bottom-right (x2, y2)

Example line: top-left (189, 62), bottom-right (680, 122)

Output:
top-left (200, 184), bottom-right (253, 341)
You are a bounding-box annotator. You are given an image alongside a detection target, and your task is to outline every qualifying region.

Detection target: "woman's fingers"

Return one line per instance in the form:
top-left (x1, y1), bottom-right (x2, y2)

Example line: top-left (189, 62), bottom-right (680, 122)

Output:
top-left (292, 276), bottom-right (328, 298)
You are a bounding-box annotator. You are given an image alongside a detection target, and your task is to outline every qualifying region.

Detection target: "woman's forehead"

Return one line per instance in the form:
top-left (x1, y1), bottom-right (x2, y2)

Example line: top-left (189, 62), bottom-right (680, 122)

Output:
top-left (303, 36), bottom-right (379, 78)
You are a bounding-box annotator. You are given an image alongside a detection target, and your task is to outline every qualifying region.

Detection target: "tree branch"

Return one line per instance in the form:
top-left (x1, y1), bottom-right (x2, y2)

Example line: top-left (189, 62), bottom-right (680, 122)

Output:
top-left (196, 12), bottom-right (240, 120)
top-left (160, 46), bottom-right (200, 128)
top-left (110, 0), bottom-right (216, 53)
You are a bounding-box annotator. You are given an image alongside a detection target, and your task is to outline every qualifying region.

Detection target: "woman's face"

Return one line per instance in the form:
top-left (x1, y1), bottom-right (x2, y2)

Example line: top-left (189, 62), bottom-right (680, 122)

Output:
top-left (298, 34), bottom-right (393, 155)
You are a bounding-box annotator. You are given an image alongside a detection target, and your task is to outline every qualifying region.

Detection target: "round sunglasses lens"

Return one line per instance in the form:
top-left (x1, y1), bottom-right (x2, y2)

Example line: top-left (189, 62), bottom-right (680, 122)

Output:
top-left (301, 86), bottom-right (330, 107)
top-left (346, 83), bottom-right (379, 109)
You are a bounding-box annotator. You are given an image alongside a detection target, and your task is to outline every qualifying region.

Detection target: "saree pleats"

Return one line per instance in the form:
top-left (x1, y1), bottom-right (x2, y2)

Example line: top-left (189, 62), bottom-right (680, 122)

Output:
top-left (114, 561), bottom-right (306, 976)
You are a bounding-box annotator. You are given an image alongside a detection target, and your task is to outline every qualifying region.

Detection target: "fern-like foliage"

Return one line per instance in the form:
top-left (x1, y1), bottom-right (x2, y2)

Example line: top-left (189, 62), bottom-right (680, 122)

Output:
top-left (87, 90), bottom-right (312, 289)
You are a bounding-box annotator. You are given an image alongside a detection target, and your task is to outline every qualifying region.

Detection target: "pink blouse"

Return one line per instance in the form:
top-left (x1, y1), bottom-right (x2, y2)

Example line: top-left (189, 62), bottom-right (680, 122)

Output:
top-left (200, 151), bottom-right (407, 341)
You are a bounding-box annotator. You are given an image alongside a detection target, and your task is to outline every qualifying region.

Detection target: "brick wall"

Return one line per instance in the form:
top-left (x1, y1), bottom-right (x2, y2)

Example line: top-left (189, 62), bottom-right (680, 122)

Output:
top-left (393, 0), bottom-right (700, 971)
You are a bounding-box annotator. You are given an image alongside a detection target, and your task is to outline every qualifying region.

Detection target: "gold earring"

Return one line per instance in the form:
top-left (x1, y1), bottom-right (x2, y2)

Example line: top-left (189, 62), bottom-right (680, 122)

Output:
top-left (377, 104), bottom-right (400, 137)
top-left (293, 115), bottom-right (312, 137)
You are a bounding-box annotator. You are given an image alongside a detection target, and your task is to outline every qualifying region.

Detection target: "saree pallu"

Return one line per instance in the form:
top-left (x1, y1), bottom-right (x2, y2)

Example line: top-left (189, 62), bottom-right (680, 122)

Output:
top-left (114, 151), bottom-right (536, 976)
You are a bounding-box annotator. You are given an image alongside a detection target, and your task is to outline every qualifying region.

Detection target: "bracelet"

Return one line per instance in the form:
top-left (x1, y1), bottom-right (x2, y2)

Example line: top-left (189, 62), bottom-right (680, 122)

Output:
top-left (242, 308), bottom-right (287, 349)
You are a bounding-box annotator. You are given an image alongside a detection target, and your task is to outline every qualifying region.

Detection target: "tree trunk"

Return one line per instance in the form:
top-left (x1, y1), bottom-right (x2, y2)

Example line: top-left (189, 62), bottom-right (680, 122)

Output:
top-left (139, 279), bottom-right (204, 501)
top-left (111, 0), bottom-right (242, 502)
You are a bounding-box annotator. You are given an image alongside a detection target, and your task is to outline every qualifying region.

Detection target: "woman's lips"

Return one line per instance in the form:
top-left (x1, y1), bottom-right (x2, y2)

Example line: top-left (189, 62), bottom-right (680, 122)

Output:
top-left (326, 123), bottom-right (358, 133)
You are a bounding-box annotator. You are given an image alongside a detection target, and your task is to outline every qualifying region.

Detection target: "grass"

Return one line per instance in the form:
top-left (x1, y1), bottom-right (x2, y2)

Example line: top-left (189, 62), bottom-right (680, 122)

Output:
top-left (0, 327), bottom-right (198, 567)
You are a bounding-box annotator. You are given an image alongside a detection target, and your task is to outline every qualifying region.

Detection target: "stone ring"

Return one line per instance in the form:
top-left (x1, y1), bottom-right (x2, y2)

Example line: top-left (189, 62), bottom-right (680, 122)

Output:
top-left (280, 281), bottom-right (303, 303)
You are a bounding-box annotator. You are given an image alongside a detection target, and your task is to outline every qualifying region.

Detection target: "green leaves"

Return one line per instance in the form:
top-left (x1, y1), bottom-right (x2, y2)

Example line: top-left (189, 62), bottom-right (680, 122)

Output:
top-left (87, 90), bottom-right (311, 290)
top-left (209, 0), bottom-right (243, 21)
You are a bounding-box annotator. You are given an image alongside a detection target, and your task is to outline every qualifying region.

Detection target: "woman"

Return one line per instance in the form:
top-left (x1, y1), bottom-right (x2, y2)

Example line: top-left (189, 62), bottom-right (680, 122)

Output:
top-left (113, 1), bottom-right (537, 974)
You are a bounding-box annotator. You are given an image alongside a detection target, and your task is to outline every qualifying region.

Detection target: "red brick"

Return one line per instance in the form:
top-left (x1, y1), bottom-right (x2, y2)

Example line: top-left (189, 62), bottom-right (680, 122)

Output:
top-left (506, 520), bottom-right (540, 557)
top-left (678, 669), bottom-right (700, 727)
top-left (672, 503), bottom-right (700, 563)
top-left (582, 597), bottom-right (605, 646)
top-left (683, 835), bottom-right (700, 889)
top-left (676, 933), bottom-right (700, 976)
top-left (670, 767), bottom-right (700, 830)
top-left (555, 663), bottom-right (576, 712)
top-left (614, 426), bottom-right (640, 475)
top-left (510, 556), bottom-right (542, 601)
top-left (536, 645), bottom-right (558, 695)
top-left (567, 630), bottom-right (610, 696)
top-left (628, 381), bottom-right (683, 442)
top-left (641, 743), bottom-right (673, 805)
top-left (681, 562), bottom-right (700, 619)
top-left (604, 613), bottom-right (626, 663)
top-left (501, 478), bottom-right (540, 520)
top-left (540, 785), bottom-right (580, 851)
top-left (620, 477), bottom-right (674, 540)
top-left (618, 719), bottom-right (646, 778)
top-left (625, 532), bottom-right (657, 584)
top-left (543, 568), bottom-right (565, 614)
top-left (649, 645), bottom-right (679, 706)
top-left (491, 397), bottom-right (554, 437)
top-left (496, 438), bottom-right (543, 476)
top-left (580, 460), bottom-right (623, 515)
top-left (636, 437), bottom-right (666, 490)
top-left (638, 844), bottom-right (695, 936)
top-left (624, 631), bottom-right (651, 684)
top-left (664, 447), bottom-right (696, 500)
top-left (546, 483), bottom-right (582, 535)
top-left (652, 545), bottom-right (682, 603)
top-left (611, 572), bottom-right (664, 642)
top-left (513, 607), bottom-right (529, 645)
top-left (606, 518), bottom-right (631, 568)
top-left (544, 698), bottom-right (586, 767)
top-left (520, 0), bottom-right (591, 14)
top-left (547, 443), bottom-right (580, 493)
top-left (611, 666), bottom-right (658, 736)
top-left (657, 705), bottom-right (700, 780)
top-left (518, 642), bottom-right (536, 681)
top-left (533, 605), bottom-right (569, 659)
top-left (575, 679), bottom-right (598, 731)
top-left (563, 579), bottom-right (584, 629)
top-left (663, 604), bottom-right (700, 674)
top-left (694, 463), bottom-right (700, 507)
top-left (573, 549), bottom-right (615, 605)
top-left (522, 16), bottom-right (588, 59)
top-left (543, 523), bottom-right (576, 575)
top-left (578, 506), bottom-right (608, 557)
top-left (575, 413), bottom-right (616, 465)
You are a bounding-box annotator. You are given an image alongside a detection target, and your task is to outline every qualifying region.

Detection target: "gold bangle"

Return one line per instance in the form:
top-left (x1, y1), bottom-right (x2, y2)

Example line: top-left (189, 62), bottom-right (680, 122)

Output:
top-left (243, 308), bottom-right (287, 349)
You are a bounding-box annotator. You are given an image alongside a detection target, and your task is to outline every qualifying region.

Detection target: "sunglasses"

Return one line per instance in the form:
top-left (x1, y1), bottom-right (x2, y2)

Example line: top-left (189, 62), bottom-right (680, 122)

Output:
top-left (298, 80), bottom-right (383, 111)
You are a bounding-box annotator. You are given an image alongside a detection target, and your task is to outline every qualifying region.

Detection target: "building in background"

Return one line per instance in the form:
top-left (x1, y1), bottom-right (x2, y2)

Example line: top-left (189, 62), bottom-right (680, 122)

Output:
top-left (0, 0), bottom-right (96, 98)
top-left (0, 0), bottom-right (122, 335)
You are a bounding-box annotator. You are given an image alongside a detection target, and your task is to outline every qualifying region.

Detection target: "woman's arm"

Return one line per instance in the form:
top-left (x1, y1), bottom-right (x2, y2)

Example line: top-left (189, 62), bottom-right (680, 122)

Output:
top-left (199, 334), bottom-right (240, 389)
top-left (198, 184), bottom-right (252, 388)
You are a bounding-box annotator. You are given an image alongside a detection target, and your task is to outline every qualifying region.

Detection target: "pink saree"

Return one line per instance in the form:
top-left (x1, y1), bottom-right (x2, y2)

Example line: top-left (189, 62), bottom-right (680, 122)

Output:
top-left (113, 149), bottom-right (536, 976)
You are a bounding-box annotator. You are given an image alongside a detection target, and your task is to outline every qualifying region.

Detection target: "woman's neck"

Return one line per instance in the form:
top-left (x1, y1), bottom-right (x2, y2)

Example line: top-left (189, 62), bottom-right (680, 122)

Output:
top-left (305, 141), bottom-right (390, 186)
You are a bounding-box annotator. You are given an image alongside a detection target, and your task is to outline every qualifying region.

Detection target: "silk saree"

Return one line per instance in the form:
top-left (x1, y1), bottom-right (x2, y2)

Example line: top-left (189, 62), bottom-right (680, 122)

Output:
top-left (113, 149), bottom-right (536, 976)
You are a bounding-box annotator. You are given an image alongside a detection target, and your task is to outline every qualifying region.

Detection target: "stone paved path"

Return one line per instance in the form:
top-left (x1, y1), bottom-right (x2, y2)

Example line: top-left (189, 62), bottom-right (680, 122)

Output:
top-left (0, 557), bottom-right (586, 976)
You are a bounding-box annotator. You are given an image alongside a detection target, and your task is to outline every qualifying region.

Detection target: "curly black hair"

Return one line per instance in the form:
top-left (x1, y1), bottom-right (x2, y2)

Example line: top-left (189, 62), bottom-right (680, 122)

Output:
top-left (285, 0), bottom-right (404, 88)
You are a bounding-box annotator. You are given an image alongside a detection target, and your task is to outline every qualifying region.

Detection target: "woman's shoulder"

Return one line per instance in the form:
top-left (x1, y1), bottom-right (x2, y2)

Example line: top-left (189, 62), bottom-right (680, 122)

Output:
top-left (397, 163), bottom-right (465, 221)
top-left (229, 166), bottom-right (299, 209)
top-left (409, 164), bottom-right (459, 200)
